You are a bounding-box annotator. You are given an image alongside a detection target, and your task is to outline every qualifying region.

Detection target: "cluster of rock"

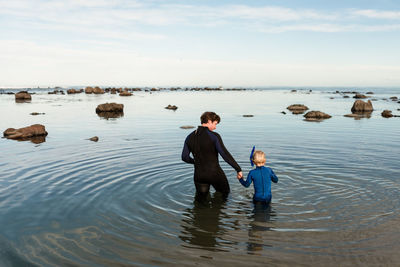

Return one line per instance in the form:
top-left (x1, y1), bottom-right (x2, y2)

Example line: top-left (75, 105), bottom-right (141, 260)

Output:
top-left (85, 86), bottom-right (105, 94)
top-left (48, 90), bottom-right (65, 95)
top-left (67, 89), bottom-right (83, 94)
top-left (165, 105), bottom-right (178, 110)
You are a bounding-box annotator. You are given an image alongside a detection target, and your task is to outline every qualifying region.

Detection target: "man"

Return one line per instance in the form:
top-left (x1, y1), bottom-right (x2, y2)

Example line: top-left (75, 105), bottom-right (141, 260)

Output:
top-left (181, 111), bottom-right (243, 199)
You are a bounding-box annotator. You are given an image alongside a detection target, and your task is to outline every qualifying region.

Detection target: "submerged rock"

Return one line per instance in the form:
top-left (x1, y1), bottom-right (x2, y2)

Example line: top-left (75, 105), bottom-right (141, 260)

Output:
top-left (243, 114), bottom-right (254, 117)
top-left (353, 94), bottom-right (367, 99)
top-left (165, 105), bottom-right (178, 110)
top-left (351, 100), bottom-right (373, 113)
top-left (304, 111), bottom-right (331, 121)
top-left (119, 91), bottom-right (132, 96)
top-left (344, 113), bottom-right (371, 119)
top-left (381, 110), bottom-right (393, 118)
top-left (30, 112), bottom-right (45, 115)
top-left (3, 124), bottom-right (48, 140)
top-left (180, 125), bottom-right (195, 129)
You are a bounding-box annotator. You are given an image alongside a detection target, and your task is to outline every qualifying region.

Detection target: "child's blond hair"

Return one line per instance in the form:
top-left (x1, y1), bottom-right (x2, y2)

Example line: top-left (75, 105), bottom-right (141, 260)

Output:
top-left (252, 150), bottom-right (266, 166)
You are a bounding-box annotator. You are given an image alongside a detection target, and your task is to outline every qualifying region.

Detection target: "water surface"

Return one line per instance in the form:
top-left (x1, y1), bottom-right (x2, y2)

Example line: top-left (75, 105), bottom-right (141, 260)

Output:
top-left (1, 89), bottom-right (400, 266)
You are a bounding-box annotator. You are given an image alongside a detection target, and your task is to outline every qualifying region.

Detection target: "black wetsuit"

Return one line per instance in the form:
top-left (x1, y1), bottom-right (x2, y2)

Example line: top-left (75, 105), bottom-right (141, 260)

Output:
top-left (181, 126), bottom-right (241, 197)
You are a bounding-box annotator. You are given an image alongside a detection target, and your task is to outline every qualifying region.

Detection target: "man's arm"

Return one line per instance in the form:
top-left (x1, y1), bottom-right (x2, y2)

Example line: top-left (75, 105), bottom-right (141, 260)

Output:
top-left (181, 135), bottom-right (194, 164)
top-left (209, 131), bottom-right (241, 172)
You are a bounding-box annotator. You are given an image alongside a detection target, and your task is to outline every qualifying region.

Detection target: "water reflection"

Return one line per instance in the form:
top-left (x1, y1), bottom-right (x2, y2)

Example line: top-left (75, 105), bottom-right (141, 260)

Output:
top-left (247, 203), bottom-right (274, 254)
top-left (2, 136), bottom-right (46, 144)
top-left (180, 193), bottom-right (228, 251)
top-left (96, 112), bottom-right (124, 119)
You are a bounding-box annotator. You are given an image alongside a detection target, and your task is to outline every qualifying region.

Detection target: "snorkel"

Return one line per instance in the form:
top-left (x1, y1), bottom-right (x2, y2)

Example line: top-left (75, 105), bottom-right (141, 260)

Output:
top-left (250, 146), bottom-right (255, 167)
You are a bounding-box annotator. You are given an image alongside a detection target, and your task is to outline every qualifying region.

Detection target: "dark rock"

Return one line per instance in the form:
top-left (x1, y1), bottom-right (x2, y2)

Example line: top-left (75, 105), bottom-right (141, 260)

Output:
top-left (15, 91), bottom-right (31, 101)
top-left (67, 89), bottom-right (81, 94)
top-left (366, 92), bottom-right (374, 94)
top-left (281, 111), bottom-right (286, 114)
top-left (89, 136), bottom-right (99, 142)
top-left (381, 110), bottom-right (393, 118)
top-left (96, 103), bottom-right (124, 113)
top-left (291, 90), bottom-right (297, 92)
top-left (3, 124), bottom-right (48, 140)
top-left (304, 111), bottom-right (331, 121)
top-left (30, 112), bottom-right (45, 115)
top-left (353, 94), bottom-right (367, 99)
top-left (243, 115), bottom-right (254, 117)
top-left (343, 95), bottom-right (350, 98)
top-left (389, 96), bottom-right (398, 101)
top-left (351, 100), bottom-right (373, 112)
top-left (93, 87), bottom-right (105, 94)
top-left (119, 91), bottom-right (132, 96)
top-left (287, 104), bottom-right (309, 112)
top-left (165, 105), bottom-right (178, 110)
top-left (180, 125), bottom-right (195, 129)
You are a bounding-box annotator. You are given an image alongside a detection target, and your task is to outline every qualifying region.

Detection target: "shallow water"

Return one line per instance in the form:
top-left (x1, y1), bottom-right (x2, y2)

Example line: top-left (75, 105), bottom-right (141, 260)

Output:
top-left (1, 89), bottom-right (400, 266)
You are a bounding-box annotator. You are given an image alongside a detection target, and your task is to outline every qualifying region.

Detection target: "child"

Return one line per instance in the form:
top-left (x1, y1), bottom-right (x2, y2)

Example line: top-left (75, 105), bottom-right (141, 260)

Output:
top-left (238, 150), bottom-right (278, 204)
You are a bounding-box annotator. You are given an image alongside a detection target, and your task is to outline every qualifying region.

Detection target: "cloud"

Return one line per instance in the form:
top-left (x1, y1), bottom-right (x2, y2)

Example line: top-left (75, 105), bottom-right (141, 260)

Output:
top-left (352, 9), bottom-right (400, 20)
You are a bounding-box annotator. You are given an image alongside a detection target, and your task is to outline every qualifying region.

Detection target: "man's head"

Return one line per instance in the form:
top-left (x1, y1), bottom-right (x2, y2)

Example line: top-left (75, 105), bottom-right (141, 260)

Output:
top-left (201, 111), bottom-right (220, 131)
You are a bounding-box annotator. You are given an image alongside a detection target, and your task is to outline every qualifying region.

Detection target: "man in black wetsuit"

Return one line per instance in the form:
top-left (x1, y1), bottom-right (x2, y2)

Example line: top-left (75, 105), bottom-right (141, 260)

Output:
top-left (181, 111), bottom-right (243, 199)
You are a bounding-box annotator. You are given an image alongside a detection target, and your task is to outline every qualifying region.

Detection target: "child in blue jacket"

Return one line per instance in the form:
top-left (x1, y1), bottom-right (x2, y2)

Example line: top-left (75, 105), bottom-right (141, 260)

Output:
top-left (238, 150), bottom-right (278, 204)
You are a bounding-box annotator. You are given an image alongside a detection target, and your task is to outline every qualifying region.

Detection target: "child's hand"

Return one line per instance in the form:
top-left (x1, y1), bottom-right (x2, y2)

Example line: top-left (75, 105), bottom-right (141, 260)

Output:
top-left (237, 171), bottom-right (243, 179)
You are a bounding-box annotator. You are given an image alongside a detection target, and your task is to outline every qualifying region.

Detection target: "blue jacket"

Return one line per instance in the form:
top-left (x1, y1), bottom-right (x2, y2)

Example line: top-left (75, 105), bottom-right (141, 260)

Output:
top-left (239, 166), bottom-right (278, 202)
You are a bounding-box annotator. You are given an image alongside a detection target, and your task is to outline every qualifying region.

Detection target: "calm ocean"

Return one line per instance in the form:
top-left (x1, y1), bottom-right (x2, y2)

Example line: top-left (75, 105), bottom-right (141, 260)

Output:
top-left (1, 88), bottom-right (399, 266)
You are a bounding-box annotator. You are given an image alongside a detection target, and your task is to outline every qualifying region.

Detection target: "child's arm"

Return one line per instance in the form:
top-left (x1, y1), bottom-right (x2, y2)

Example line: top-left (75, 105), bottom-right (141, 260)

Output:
top-left (238, 172), bottom-right (253, 187)
top-left (270, 168), bottom-right (278, 183)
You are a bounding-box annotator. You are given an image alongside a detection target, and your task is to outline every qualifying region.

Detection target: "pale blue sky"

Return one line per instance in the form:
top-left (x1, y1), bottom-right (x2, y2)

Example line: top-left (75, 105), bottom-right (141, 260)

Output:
top-left (1, 0), bottom-right (400, 87)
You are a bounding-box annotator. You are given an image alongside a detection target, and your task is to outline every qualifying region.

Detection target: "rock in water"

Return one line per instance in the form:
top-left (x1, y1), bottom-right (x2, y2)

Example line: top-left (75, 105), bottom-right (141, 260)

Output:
top-left (89, 136), bottom-right (99, 142)
top-left (165, 105), bottom-right (178, 110)
top-left (3, 124), bottom-right (48, 140)
top-left (287, 104), bottom-right (309, 114)
top-left (381, 110), bottom-right (393, 118)
top-left (351, 100), bottom-right (373, 113)
top-left (96, 103), bottom-right (124, 113)
top-left (304, 111), bottom-right (332, 121)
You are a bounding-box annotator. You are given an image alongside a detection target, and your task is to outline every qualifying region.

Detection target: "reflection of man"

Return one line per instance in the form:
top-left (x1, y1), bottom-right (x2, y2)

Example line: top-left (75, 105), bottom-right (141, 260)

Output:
top-left (181, 111), bottom-right (242, 199)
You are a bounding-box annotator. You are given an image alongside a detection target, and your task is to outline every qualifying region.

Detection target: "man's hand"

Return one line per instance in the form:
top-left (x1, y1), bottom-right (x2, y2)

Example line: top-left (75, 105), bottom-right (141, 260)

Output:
top-left (237, 171), bottom-right (243, 179)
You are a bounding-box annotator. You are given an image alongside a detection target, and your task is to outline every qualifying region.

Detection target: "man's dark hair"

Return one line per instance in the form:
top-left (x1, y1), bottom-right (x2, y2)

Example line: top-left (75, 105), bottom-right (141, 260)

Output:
top-left (200, 111), bottom-right (221, 124)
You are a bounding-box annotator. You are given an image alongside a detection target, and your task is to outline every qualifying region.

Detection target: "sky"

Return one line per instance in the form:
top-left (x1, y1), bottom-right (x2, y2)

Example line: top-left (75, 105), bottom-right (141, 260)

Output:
top-left (1, 0), bottom-right (400, 88)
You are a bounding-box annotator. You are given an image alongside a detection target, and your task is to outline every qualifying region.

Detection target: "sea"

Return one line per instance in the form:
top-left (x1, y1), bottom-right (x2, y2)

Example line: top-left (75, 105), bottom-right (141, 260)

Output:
top-left (0, 87), bottom-right (399, 266)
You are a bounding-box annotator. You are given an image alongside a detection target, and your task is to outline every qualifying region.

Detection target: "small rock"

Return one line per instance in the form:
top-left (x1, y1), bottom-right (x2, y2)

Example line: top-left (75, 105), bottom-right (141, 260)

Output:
top-left (15, 91), bottom-right (31, 101)
top-left (281, 111), bottom-right (286, 114)
top-left (30, 112), bottom-right (45, 115)
top-left (180, 126), bottom-right (195, 129)
top-left (291, 90), bottom-right (297, 92)
top-left (119, 91), bottom-right (132, 96)
top-left (353, 94), bottom-right (367, 99)
top-left (304, 111), bottom-right (331, 121)
top-left (366, 92), bottom-right (374, 94)
top-left (343, 95), bottom-right (350, 98)
top-left (67, 89), bottom-right (81, 94)
top-left (389, 96), bottom-right (398, 101)
top-left (89, 136), bottom-right (99, 142)
top-left (381, 110), bottom-right (393, 118)
top-left (165, 105), bottom-right (178, 110)
top-left (287, 104), bottom-right (309, 114)
top-left (243, 115), bottom-right (254, 117)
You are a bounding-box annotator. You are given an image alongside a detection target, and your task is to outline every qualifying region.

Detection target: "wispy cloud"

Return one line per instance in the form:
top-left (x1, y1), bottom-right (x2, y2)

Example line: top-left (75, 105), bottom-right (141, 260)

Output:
top-left (1, 1), bottom-right (400, 34)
